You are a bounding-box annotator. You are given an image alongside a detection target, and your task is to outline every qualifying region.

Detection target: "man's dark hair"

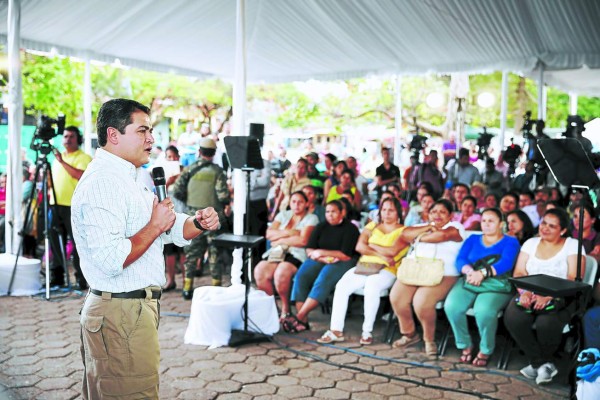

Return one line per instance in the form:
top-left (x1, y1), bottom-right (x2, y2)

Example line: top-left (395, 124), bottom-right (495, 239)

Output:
top-left (199, 147), bottom-right (216, 158)
top-left (458, 148), bottom-right (470, 159)
top-left (64, 126), bottom-right (82, 146)
top-left (96, 98), bottom-right (151, 147)
top-left (520, 191), bottom-right (535, 201)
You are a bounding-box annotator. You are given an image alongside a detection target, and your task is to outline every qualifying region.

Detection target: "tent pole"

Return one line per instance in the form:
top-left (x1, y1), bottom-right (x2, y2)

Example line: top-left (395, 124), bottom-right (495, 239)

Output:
top-left (537, 65), bottom-right (545, 120)
top-left (6, 0), bottom-right (23, 255)
top-left (499, 71), bottom-right (508, 151)
top-left (569, 92), bottom-right (578, 115)
top-left (83, 53), bottom-right (93, 154)
top-left (230, 0), bottom-right (247, 285)
top-left (393, 75), bottom-right (402, 164)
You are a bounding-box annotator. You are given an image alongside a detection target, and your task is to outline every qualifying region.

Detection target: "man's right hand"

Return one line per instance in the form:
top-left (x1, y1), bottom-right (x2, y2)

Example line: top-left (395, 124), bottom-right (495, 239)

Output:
top-left (151, 197), bottom-right (176, 233)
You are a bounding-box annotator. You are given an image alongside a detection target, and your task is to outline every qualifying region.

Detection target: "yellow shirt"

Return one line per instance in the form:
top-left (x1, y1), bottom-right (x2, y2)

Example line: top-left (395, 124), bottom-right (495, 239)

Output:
top-left (326, 185), bottom-right (356, 203)
top-left (359, 221), bottom-right (408, 275)
top-left (52, 149), bottom-right (92, 206)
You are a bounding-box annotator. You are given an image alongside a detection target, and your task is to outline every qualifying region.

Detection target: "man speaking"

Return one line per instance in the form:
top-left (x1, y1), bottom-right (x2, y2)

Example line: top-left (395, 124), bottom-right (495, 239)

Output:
top-left (71, 98), bottom-right (220, 399)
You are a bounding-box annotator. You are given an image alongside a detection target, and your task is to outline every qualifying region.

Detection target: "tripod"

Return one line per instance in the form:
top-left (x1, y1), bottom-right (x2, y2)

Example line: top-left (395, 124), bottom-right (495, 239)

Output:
top-left (7, 145), bottom-right (68, 299)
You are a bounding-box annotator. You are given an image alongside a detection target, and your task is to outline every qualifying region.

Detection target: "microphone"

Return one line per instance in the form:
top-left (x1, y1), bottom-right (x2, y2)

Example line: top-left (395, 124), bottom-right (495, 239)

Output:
top-left (152, 167), bottom-right (170, 235)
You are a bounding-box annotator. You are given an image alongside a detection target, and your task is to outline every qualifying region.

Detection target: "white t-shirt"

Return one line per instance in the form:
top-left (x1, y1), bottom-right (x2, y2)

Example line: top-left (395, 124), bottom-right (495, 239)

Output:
top-left (521, 237), bottom-right (582, 279)
top-left (274, 210), bottom-right (319, 262)
top-left (406, 221), bottom-right (466, 276)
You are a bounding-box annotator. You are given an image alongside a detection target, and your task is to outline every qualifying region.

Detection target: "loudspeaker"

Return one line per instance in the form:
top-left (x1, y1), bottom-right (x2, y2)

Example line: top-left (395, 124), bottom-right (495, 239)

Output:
top-left (224, 136), bottom-right (264, 170)
top-left (249, 123), bottom-right (264, 146)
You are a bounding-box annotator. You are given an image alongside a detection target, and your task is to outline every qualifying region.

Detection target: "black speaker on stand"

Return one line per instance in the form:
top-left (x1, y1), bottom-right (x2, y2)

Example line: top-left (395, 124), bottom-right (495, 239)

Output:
top-left (214, 136), bottom-right (268, 347)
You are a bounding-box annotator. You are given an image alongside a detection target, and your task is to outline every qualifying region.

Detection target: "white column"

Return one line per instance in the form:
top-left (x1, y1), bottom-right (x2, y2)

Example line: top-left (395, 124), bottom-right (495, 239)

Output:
top-left (6, 0), bottom-right (23, 254)
top-left (569, 92), bottom-right (578, 115)
top-left (499, 71), bottom-right (509, 149)
top-left (537, 65), bottom-right (545, 120)
top-left (83, 54), bottom-right (93, 153)
top-left (230, 0), bottom-right (247, 285)
top-left (393, 75), bottom-right (402, 164)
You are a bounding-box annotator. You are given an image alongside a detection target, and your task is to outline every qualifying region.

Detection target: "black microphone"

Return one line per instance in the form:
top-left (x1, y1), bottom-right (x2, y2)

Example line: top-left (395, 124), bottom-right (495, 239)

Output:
top-left (152, 167), bottom-right (170, 235)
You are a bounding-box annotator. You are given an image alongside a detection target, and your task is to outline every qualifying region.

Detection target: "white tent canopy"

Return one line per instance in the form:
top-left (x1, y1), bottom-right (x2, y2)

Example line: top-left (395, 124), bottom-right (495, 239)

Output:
top-left (1, 0), bottom-right (600, 91)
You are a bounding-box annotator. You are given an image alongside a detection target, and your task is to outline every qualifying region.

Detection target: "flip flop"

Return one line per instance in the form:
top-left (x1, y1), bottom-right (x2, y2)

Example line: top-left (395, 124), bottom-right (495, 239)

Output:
top-left (316, 330), bottom-right (345, 344)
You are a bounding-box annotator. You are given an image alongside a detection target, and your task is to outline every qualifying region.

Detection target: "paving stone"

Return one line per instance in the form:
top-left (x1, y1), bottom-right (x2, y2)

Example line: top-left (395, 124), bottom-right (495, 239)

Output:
top-left (351, 392), bottom-right (387, 400)
top-left (1, 364), bottom-right (41, 376)
top-left (282, 358), bottom-right (309, 369)
top-left (215, 352), bottom-right (249, 363)
top-left (329, 354), bottom-right (359, 364)
top-left (241, 382), bottom-right (277, 396)
top-left (3, 375), bottom-right (41, 388)
top-left (36, 377), bottom-right (77, 391)
top-left (231, 372), bottom-right (267, 384)
top-left (198, 369), bottom-right (232, 382)
top-left (314, 387), bottom-right (351, 399)
top-left (427, 377), bottom-right (461, 389)
top-left (35, 388), bottom-right (79, 400)
top-left (252, 364), bottom-right (290, 376)
top-left (315, 346), bottom-right (347, 355)
top-left (170, 378), bottom-right (207, 391)
top-left (442, 391), bottom-right (485, 399)
top-left (459, 379), bottom-right (497, 393)
top-left (407, 385), bottom-right (444, 398)
top-left (165, 366), bottom-right (199, 378)
top-left (357, 356), bottom-right (389, 366)
top-left (406, 366), bottom-right (441, 379)
top-left (204, 379), bottom-right (242, 393)
top-left (335, 379), bottom-right (370, 393)
top-left (373, 363), bottom-right (408, 376)
top-left (289, 367), bottom-right (321, 379)
top-left (267, 375), bottom-right (299, 387)
top-left (238, 346), bottom-right (269, 356)
top-left (354, 372), bottom-right (389, 384)
top-left (321, 369), bottom-right (355, 381)
top-left (302, 377), bottom-right (335, 389)
top-left (8, 347), bottom-right (38, 357)
top-left (8, 339), bottom-right (38, 348)
top-left (179, 388), bottom-right (218, 399)
top-left (37, 348), bottom-right (72, 358)
top-left (308, 361), bottom-right (339, 372)
top-left (5, 355), bottom-right (39, 366)
top-left (217, 393), bottom-right (253, 400)
top-left (247, 355), bottom-right (279, 365)
top-left (253, 395), bottom-right (289, 400)
top-left (371, 382), bottom-right (408, 396)
top-left (223, 362), bottom-right (257, 374)
top-left (267, 349), bottom-right (298, 359)
top-left (441, 370), bottom-right (475, 382)
top-left (474, 373), bottom-right (510, 385)
top-left (275, 384), bottom-right (314, 398)
top-left (158, 384), bottom-right (180, 399)
top-left (190, 359), bottom-right (224, 370)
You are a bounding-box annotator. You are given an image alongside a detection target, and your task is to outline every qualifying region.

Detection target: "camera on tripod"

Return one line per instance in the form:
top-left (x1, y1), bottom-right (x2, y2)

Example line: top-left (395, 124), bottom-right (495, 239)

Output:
top-left (522, 110), bottom-right (535, 139)
top-left (409, 134), bottom-right (427, 158)
top-left (476, 127), bottom-right (494, 160)
top-left (31, 114), bottom-right (66, 155)
top-left (563, 115), bottom-right (585, 138)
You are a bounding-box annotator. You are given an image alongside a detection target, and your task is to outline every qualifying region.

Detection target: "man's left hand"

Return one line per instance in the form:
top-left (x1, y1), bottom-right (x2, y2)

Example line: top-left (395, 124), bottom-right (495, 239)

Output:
top-left (195, 207), bottom-right (220, 231)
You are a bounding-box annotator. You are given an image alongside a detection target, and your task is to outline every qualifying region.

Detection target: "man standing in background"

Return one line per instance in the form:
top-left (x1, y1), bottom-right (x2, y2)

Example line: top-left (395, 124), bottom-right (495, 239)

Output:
top-left (50, 126), bottom-right (92, 290)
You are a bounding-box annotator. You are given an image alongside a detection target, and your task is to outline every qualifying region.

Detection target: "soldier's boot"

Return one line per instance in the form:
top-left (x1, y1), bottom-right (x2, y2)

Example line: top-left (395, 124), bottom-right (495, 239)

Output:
top-left (182, 278), bottom-right (194, 300)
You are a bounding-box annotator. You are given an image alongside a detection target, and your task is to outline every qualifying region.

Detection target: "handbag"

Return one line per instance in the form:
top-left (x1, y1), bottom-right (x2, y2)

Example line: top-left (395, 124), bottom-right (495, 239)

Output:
top-left (396, 233), bottom-right (444, 286)
top-left (463, 276), bottom-right (513, 294)
top-left (265, 245), bottom-right (289, 263)
top-left (354, 259), bottom-right (386, 276)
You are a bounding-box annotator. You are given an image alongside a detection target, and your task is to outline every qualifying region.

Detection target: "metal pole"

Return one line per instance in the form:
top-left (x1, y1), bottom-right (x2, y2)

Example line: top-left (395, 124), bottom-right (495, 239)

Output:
top-left (83, 53), bottom-right (93, 154)
top-left (499, 71), bottom-right (509, 150)
top-left (394, 75), bottom-right (402, 164)
top-left (537, 65), bottom-right (545, 120)
top-left (569, 92), bottom-right (578, 115)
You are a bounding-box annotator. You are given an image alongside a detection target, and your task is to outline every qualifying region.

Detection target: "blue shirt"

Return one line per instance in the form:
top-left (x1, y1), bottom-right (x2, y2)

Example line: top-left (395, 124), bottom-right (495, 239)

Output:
top-left (455, 234), bottom-right (520, 276)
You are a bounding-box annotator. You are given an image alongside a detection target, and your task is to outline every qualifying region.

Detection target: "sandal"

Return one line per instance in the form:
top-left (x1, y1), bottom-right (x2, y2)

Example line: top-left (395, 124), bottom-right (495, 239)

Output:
top-left (359, 334), bottom-right (373, 345)
top-left (472, 352), bottom-right (490, 367)
top-left (283, 316), bottom-right (310, 333)
top-left (317, 330), bottom-right (345, 344)
top-left (459, 348), bottom-right (473, 363)
top-left (425, 341), bottom-right (438, 356)
top-left (279, 312), bottom-right (292, 323)
top-left (392, 332), bottom-right (421, 348)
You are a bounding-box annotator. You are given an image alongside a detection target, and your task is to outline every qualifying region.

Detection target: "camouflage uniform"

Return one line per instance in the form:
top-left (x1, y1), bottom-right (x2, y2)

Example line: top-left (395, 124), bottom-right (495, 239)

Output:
top-left (172, 159), bottom-right (230, 287)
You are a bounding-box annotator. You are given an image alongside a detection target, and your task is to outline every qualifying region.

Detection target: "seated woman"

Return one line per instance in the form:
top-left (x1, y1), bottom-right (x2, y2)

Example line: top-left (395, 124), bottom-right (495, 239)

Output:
top-left (389, 199), bottom-right (465, 355)
top-left (499, 192), bottom-right (519, 216)
top-left (444, 208), bottom-right (520, 366)
top-left (453, 195), bottom-right (481, 231)
top-left (367, 190), bottom-right (394, 224)
top-left (571, 202), bottom-right (600, 261)
top-left (302, 185), bottom-right (325, 223)
top-left (317, 198), bottom-right (409, 345)
top-left (326, 169), bottom-right (361, 211)
top-left (506, 210), bottom-right (535, 245)
top-left (254, 191), bottom-right (319, 321)
top-left (404, 193), bottom-right (434, 227)
top-left (323, 160), bottom-right (348, 202)
top-left (285, 200), bottom-right (360, 332)
top-left (504, 208), bottom-right (585, 385)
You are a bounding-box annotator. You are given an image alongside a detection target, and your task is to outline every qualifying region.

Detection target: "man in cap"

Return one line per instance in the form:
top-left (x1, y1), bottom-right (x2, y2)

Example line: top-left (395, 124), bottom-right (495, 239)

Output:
top-left (172, 137), bottom-right (231, 298)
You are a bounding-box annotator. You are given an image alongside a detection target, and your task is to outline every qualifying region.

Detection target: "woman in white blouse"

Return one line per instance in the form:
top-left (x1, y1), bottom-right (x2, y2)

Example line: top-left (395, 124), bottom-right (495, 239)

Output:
top-left (504, 208), bottom-right (585, 385)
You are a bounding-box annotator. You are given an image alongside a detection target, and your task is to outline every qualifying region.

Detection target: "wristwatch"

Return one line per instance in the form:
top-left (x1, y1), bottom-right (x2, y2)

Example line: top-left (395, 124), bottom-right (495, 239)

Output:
top-left (193, 218), bottom-right (203, 231)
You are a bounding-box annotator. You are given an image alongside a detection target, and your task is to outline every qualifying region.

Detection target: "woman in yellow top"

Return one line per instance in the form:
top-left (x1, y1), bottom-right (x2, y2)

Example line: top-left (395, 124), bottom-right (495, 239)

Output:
top-left (317, 197), bottom-right (409, 345)
top-left (325, 169), bottom-right (361, 211)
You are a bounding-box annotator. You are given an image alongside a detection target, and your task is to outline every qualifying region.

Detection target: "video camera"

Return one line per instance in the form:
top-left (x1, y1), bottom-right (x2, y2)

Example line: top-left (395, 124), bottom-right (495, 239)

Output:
top-left (477, 127), bottom-right (494, 160)
top-left (563, 115), bottom-right (586, 138)
top-left (409, 134), bottom-right (427, 157)
top-left (522, 111), bottom-right (535, 139)
top-left (31, 114), bottom-right (66, 155)
top-left (502, 139), bottom-right (522, 170)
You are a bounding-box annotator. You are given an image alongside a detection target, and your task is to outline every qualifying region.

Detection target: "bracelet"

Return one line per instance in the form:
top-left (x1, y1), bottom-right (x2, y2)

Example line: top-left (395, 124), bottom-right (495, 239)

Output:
top-left (480, 268), bottom-right (488, 278)
top-left (193, 218), bottom-right (203, 231)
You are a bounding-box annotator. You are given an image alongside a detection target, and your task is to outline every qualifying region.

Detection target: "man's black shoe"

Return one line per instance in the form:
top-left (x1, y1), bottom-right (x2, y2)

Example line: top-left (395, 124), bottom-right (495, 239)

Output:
top-left (75, 280), bottom-right (89, 291)
top-left (182, 290), bottom-right (193, 300)
top-left (49, 276), bottom-right (65, 287)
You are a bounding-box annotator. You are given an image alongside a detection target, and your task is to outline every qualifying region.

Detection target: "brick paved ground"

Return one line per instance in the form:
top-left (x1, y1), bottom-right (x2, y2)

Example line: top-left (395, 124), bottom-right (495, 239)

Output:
top-left (0, 272), bottom-right (572, 399)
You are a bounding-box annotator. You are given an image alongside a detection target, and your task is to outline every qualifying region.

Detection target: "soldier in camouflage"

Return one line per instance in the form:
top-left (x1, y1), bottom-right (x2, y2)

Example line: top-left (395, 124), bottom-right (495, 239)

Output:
top-left (172, 137), bottom-right (231, 299)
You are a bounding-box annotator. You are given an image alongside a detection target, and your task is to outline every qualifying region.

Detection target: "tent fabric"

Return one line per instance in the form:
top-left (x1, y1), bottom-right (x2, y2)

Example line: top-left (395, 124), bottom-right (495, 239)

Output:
top-left (1, 0), bottom-right (599, 92)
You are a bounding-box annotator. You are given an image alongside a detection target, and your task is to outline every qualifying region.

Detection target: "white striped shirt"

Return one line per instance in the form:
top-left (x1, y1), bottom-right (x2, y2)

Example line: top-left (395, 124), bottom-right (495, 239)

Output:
top-left (71, 148), bottom-right (191, 292)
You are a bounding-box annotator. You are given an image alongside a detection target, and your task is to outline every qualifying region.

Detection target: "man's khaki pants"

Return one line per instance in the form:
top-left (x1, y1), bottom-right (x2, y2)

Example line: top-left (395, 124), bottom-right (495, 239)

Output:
top-left (80, 289), bottom-right (160, 399)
